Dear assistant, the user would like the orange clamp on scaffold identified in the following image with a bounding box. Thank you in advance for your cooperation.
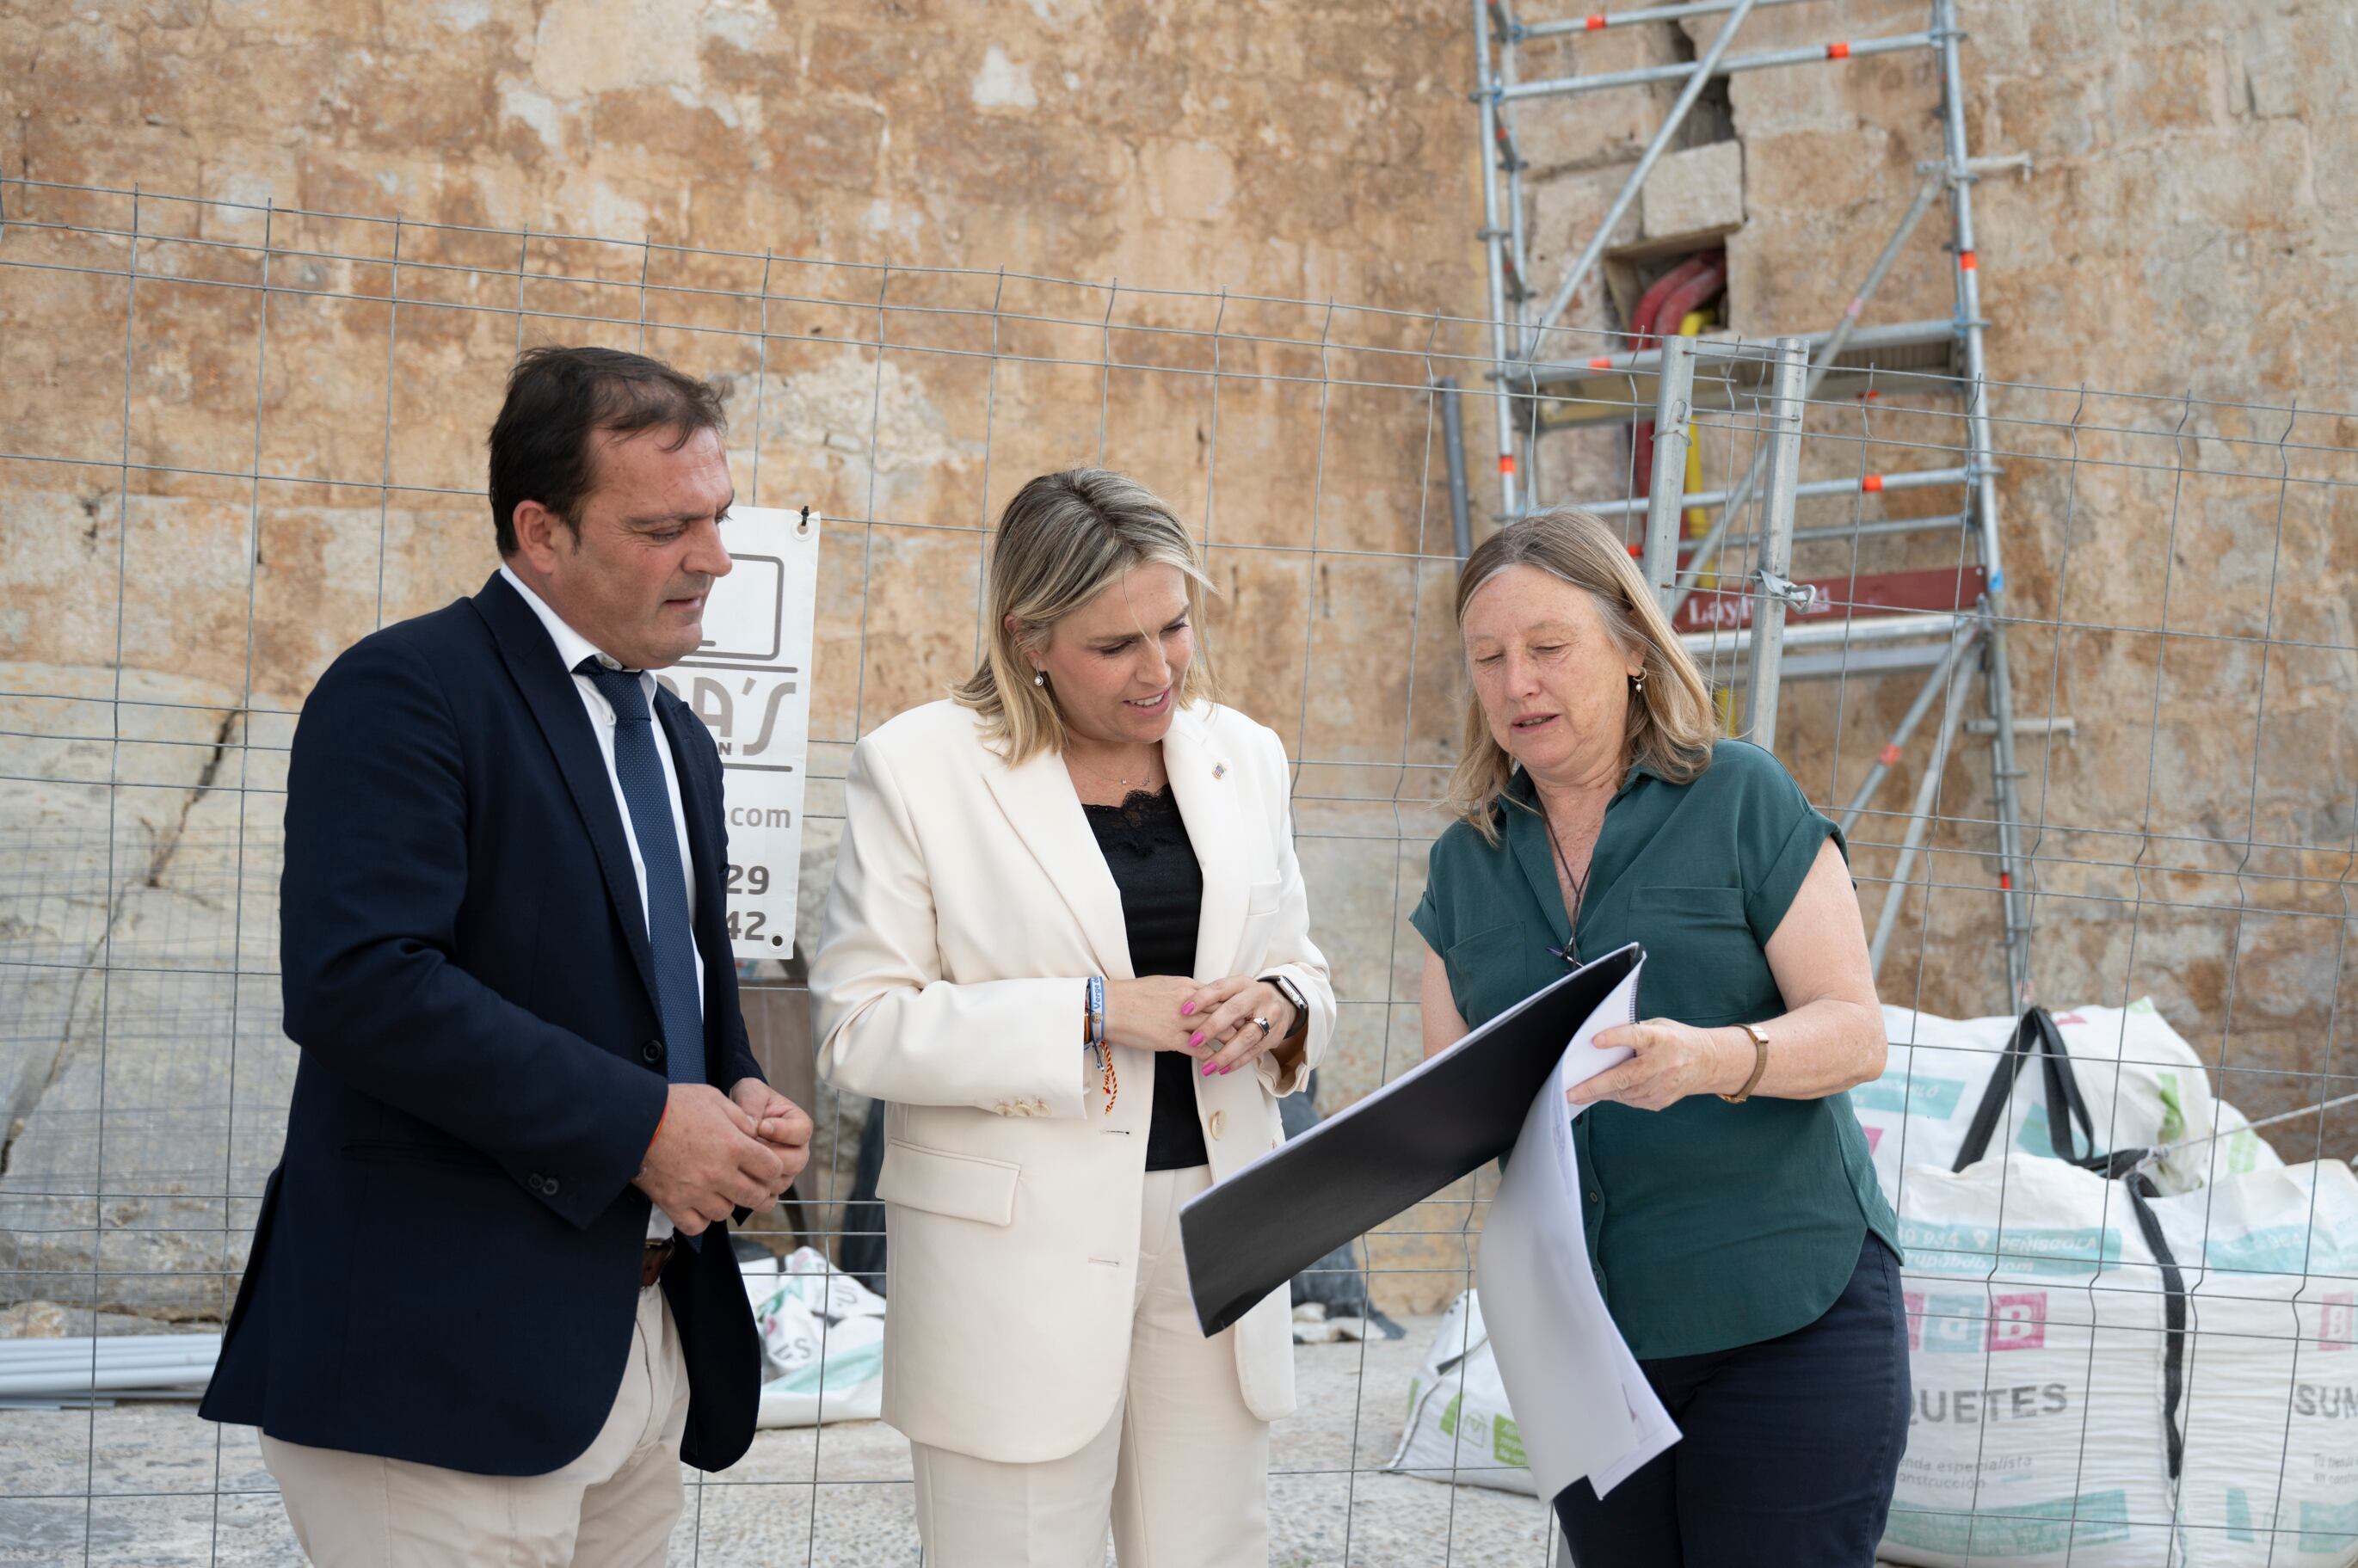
[1998,872,2014,891]
[1826,40,1851,59]
[1880,744,1903,766]
[1588,355,1615,370]
[1499,453,1518,476]
[1861,473,1886,493]
[1959,250,1979,272]
[1585,15,1607,30]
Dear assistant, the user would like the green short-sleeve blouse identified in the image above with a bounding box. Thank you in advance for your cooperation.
[1410,740,1899,1360]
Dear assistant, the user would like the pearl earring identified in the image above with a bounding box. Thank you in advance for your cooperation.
[1032,669,1048,688]
[1631,669,1647,692]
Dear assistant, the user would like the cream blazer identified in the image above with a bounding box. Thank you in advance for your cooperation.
[810,698,1335,1464]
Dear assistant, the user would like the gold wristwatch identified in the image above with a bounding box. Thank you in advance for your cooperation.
[1718,1022,1770,1104]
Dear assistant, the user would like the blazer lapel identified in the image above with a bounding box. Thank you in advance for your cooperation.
[471,575,662,1013]
[978,736,1134,981]
[1163,707,1251,982]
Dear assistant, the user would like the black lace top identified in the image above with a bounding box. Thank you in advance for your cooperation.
[1082,786,1210,1171]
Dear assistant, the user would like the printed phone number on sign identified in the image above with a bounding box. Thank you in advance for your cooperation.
[725,861,778,945]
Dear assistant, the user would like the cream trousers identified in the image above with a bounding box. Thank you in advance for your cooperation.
[260,1282,691,1568]
[908,1164,1273,1567]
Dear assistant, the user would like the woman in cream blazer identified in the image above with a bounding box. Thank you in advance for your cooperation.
[810,468,1334,1567]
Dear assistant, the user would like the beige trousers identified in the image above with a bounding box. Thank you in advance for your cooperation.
[908,1165,1272,1568]
[260,1282,692,1568]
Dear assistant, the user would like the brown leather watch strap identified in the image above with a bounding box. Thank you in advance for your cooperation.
[1718,1022,1770,1104]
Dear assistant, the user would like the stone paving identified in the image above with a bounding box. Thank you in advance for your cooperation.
[0,1313,1563,1567]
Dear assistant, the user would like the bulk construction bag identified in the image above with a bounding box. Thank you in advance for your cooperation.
[1860,999,2226,1199]
[1385,1289,1538,1496]
[741,1247,887,1427]
[2158,1159,2358,1565]
[1884,1154,2188,1566]
[1880,1014,2358,1567]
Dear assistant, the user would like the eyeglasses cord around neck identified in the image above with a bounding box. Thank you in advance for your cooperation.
[1536,792,1591,970]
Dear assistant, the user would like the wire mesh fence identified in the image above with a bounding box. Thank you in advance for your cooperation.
[0,174,2354,1565]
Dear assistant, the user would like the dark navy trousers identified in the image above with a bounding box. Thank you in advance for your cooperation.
[1556,1233,1910,1567]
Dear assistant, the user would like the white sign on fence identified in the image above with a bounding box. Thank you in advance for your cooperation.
[657,505,821,961]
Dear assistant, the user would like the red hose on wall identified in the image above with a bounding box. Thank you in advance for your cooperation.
[1631,249,1727,498]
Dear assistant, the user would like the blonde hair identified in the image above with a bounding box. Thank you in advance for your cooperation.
[953,468,1217,762]
[1444,507,1716,841]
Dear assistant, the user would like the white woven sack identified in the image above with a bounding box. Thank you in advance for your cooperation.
[1881,1155,2184,1566]
[2170,1098,2288,1192]
[1859,999,2217,1196]
[742,1247,886,1427]
[1386,1289,1539,1496]
[2154,1160,2358,1567]
[1881,1155,2358,1567]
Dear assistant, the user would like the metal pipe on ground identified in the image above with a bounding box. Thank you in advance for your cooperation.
[0,1334,223,1399]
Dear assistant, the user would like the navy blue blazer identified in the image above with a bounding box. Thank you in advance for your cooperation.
[200,572,767,1476]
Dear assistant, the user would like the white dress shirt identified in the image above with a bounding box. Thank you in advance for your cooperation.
[500,565,708,1240]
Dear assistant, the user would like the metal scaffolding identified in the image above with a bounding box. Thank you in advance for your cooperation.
[1456,0,2042,1006]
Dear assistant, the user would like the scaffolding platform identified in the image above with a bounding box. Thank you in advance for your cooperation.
[1457,0,2043,999]
[1519,317,1962,431]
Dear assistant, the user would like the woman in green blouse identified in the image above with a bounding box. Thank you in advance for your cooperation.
[1413,509,1907,1565]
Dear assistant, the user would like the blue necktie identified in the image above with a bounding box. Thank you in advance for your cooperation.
[581,661,706,1090]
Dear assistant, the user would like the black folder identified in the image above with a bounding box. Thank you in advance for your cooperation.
[1179,944,1642,1337]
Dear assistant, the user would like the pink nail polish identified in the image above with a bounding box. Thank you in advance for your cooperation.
[1182,1001,1196,1016]
[1201,1061,1217,1077]
[1189,1031,1204,1048]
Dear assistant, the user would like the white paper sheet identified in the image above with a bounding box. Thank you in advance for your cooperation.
[1475,956,1682,1502]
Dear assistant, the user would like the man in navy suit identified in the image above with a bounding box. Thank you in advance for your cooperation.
[202,346,813,1566]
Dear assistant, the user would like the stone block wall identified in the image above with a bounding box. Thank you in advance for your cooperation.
[2,1,2355,1319]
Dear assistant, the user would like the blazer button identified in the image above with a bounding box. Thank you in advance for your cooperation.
[543,1176,560,1195]
[642,1040,664,1066]
[1209,1110,1227,1141]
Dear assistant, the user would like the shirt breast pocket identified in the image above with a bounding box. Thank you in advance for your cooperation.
[1624,884,1766,1025]
[1444,922,1561,1028]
